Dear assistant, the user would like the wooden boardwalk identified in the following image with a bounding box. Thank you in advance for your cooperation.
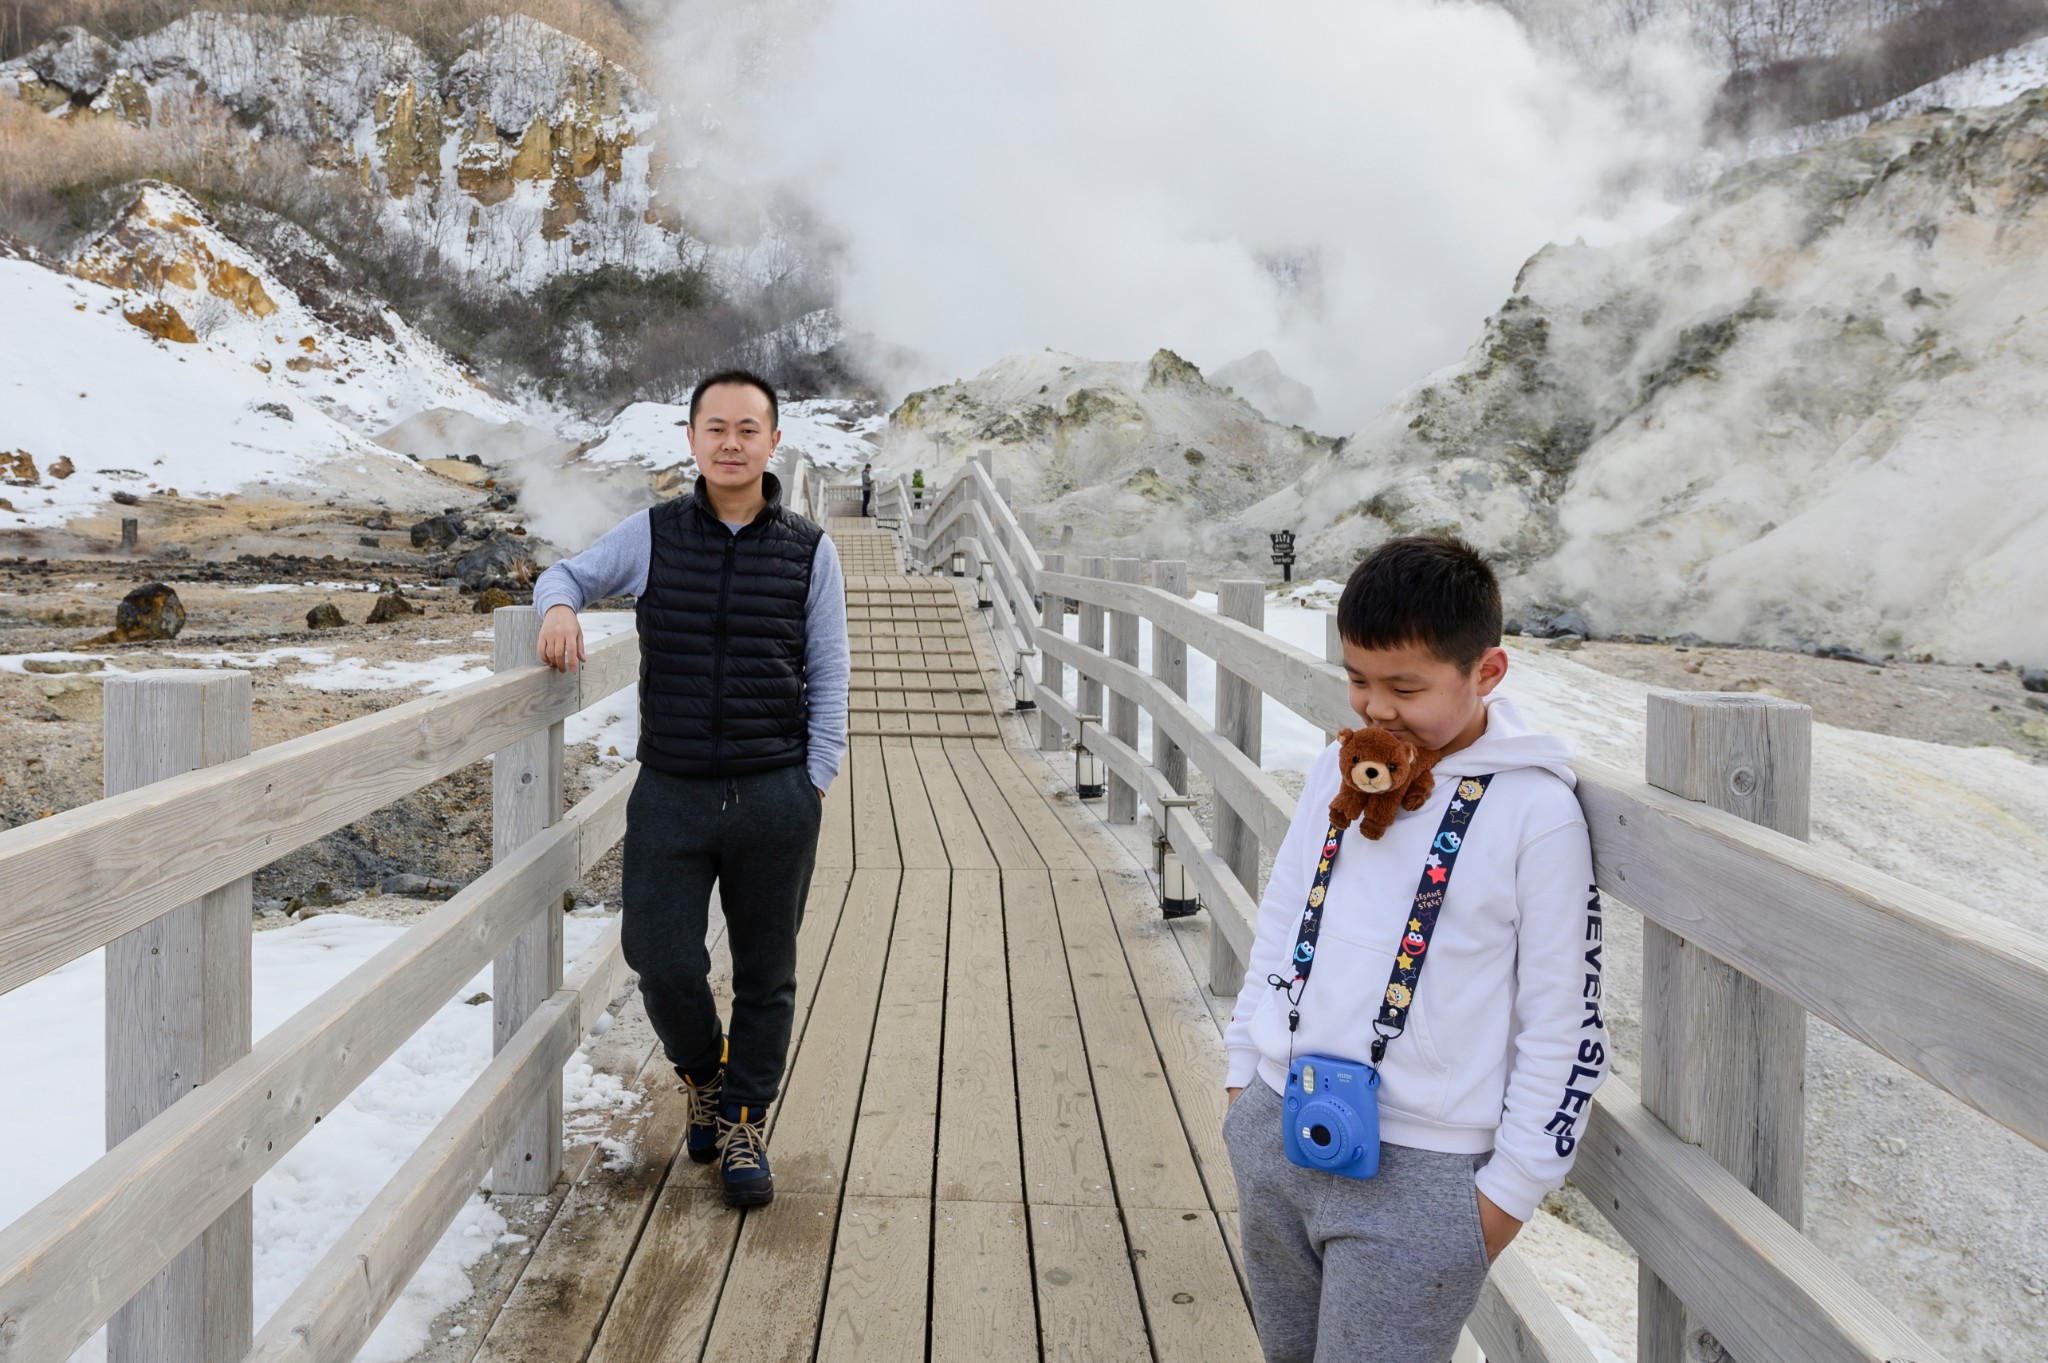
[464,546,1258,1362]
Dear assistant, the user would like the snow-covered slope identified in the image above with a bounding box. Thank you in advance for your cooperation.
[0,186,517,528]
[1253,88,2048,666]
[1749,32,2048,159]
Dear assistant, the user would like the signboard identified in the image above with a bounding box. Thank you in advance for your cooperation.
[1269,530,1297,582]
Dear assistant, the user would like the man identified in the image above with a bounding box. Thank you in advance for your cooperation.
[532,369,850,1208]
[860,461,874,517]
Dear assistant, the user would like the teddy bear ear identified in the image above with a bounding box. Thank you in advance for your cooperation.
[1336,727,1354,743]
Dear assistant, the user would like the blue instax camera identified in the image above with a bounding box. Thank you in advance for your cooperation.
[1283,1054,1381,1179]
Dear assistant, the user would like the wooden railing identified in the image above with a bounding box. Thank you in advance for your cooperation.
[0,608,644,1363]
[908,461,2048,1363]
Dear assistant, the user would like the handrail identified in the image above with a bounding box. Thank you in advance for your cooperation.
[0,633,638,999]
[0,720,640,1362]
[923,456,2017,1363]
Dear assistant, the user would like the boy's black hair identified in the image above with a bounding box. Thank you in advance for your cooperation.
[1336,534,1502,670]
[689,369,778,429]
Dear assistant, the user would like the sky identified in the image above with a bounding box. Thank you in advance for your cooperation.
[656,0,1717,431]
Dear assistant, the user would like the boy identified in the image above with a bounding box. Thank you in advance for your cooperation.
[1222,535,1606,1363]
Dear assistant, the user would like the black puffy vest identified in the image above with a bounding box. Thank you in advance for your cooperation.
[635,473,822,777]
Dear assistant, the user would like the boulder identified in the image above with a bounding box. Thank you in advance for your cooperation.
[409,514,462,550]
[365,586,423,623]
[112,583,185,641]
[306,602,346,629]
[1546,608,1592,640]
[471,586,522,613]
[378,872,463,898]
[453,529,538,589]
[1815,643,1886,667]
[23,657,103,674]
[2023,667,2047,694]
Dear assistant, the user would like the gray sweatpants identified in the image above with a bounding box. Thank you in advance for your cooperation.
[1223,1078,1492,1363]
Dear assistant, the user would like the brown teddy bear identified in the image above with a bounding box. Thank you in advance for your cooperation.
[1328,727,1442,841]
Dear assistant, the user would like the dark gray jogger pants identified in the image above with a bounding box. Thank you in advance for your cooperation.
[620,761,822,1107]
[1223,1077,1494,1363]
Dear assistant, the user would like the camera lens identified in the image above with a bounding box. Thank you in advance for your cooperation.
[1309,1124,1333,1147]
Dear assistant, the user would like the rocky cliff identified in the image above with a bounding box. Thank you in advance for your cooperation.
[2,14,679,289]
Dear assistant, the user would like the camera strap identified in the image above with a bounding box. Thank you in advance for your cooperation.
[1270,773,1494,1064]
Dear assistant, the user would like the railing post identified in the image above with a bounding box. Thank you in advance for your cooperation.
[996,475,1012,507]
[104,669,253,1363]
[1077,557,1107,736]
[1039,551,1067,752]
[1107,558,1142,823]
[1638,692,1811,1363]
[1150,561,1190,794]
[1324,610,1345,747]
[492,605,565,1195]
[1212,581,1264,994]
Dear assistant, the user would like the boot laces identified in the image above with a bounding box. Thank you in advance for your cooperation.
[681,1072,722,1128]
[718,1112,768,1172]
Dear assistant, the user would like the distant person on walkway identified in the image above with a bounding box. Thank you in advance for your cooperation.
[1221,535,1606,1362]
[860,461,873,517]
[532,369,850,1209]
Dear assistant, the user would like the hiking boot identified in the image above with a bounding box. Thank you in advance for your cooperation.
[679,1035,729,1165]
[716,1102,774,1208]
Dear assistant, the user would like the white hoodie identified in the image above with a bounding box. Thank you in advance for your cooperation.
[1223,694,1608,1222]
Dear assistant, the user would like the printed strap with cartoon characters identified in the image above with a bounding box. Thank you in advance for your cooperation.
[1269,773,1495,1066]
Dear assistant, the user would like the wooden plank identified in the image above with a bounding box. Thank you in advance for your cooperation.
[0,769,631,1363]
[772,870,901,1195]
[1106,558,1142,824]
[881,741,949,870]
[699,1190,842,1361]
[849,740,901,868]
[0,631,636,998]
[102,670,254,1363]
[493,606,566,1196]
[582,1188,738,1363]
[971,744,1092,872]
[1029,1204,1149,1363]
[1047,870,1211,1211]
[945,742,1044,870]
[1002,869,1115,1207]
[932,1200,1037,1362]
[1468,1248,1606,1363]
[1121,1209,1260,1359]
[818,758,856,869]
[471,1021,693,1363]
[1575,1079,1944,1363]
[816,1196,932,1362]
[844,869,949,1198]
[938,867,1025,1202]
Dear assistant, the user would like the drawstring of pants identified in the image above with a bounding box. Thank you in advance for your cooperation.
[721,776,740,811]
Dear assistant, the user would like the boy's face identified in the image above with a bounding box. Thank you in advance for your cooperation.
[1340,637,1509,756]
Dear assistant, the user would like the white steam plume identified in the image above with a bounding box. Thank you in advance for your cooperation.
[656,0,1716,430]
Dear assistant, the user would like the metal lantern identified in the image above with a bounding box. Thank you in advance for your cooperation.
[976,567,993,610]
[950,549,966,577]
[1012,653,1036,712]
[1154,799,1200,918]
[1073,722,1105,800]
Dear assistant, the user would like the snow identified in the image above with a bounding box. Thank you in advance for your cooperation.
[0,908,621,1363]
[563,611,639,764]
[1750,34,2048,160]
[288,654,491,694]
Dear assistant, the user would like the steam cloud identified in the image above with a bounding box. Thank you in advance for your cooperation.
[657,0,1716,431]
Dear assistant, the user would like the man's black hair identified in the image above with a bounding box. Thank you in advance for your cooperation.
[689,369,778,430]
[1336,534,1502,670]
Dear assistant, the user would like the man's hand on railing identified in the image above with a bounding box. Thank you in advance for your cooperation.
[538,603,586,673]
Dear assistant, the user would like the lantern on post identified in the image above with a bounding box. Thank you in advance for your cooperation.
[1013,649,1037,712]
[1072,716,1105,799]
[976,562,994,610]
[1154,798,1201,918]
[950,548,966,577]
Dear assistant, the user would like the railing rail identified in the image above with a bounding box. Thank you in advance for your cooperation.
[0,608,643,1363]
[908,458,2020,1363]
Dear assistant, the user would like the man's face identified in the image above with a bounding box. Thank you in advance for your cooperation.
[686,383,780,492]
[1340,637,1508,754]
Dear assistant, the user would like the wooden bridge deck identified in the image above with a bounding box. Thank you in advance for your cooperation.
[460,549,1258,1361]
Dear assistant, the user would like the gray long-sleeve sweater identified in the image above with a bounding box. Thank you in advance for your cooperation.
[531,508,851,794]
